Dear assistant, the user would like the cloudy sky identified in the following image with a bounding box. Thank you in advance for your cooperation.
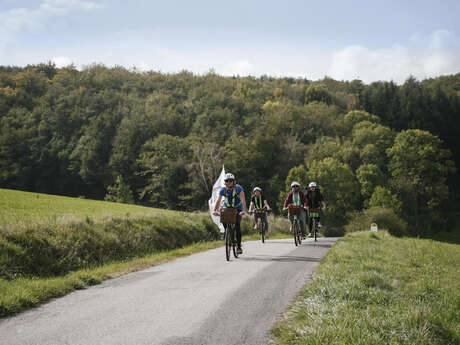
[1,0,459,83]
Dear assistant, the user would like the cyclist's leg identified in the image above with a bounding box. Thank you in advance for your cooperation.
[222,222,228,239]
[235,214,242,248]
[253,213,258,229]
[299,209,307,236]
[264,213,269,237]
[308,216,313,235]
[288,213,294,232]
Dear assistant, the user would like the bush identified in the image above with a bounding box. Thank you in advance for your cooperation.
[322,226,346,237]
[0,213,219,279]
[345,207,407,237]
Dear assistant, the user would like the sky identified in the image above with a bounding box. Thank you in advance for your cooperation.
[1,0,460,83]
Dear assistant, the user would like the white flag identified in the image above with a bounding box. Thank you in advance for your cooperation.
[208,165,225,233]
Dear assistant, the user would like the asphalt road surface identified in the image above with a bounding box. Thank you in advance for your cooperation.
[0,237,338,345]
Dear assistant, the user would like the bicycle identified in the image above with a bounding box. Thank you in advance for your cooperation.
[220,208,239,261]
[288,205,302,246]
[308,208,320,242]
[249,209,268,243]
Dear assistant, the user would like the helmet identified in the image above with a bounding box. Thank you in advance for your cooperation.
[253,187,262,192]
[224,173,235,181]
[290,181,300,187]
[309,182,317,188]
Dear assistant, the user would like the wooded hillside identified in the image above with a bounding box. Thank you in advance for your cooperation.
[1,63,458,234]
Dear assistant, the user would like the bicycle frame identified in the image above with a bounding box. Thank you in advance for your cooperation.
[250,209,268,243]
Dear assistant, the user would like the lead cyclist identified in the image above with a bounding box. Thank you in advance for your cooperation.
[213,173,247,254]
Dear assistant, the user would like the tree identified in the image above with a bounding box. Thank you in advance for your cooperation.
[305,83,332,105]
[387,129,455,234]
[352,121,394,171]
[344,110,380,130]
[356,164,385,205]
[369,186,402,215]
[285,165,309,191]
[137,134,190,209]
[308,158,361,227]
[185,136,224,208]
[104,175,134,204]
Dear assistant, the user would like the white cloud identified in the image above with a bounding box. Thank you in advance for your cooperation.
[223,60,254,76]
[52,56,72,67]
[0,0,103,42]
[328,30,460,84]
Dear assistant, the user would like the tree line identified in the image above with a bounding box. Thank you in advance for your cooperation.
[0,63,458,235]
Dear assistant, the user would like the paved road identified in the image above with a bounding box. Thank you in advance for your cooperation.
[0,237,338,345]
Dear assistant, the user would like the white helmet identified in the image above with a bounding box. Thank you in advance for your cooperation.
[224,173,235,181]
[290,181,300,187]
[253,187,262,192]
[309,182,317,188]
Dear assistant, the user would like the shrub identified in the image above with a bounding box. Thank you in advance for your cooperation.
[322,226,346,237]
[345,207,407,237]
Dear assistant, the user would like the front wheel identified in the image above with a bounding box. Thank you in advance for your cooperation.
[313,219,318,242]
[259,220,265,243]
[293,221,299,246]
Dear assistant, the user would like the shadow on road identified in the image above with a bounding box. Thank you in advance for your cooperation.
[301,242,335,249]
[238,255,321,263]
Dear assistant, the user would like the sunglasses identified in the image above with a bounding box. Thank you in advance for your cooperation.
[225,179,234,182]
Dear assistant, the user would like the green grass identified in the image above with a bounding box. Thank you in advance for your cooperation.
[0,188,171,225]
[0,241,223,317]
[271,231,460,345]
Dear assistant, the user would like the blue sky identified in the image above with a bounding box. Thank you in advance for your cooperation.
[1,0,459,83]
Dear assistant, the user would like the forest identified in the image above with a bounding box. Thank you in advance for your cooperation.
[0,63,459,235]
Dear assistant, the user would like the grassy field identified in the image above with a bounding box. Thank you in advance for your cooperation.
[271,231,460,345]
[0,188,171,225]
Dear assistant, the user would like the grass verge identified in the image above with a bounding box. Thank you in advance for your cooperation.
[0,241,223,318]
[271,231,460,345]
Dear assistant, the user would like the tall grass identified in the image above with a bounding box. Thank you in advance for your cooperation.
[272,231,460,345]
[1,213,220,279]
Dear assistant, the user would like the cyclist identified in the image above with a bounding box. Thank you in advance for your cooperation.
[282,181,307,237]
[306,182,326,236]
[213,173,247,254]
[248,187,271,238]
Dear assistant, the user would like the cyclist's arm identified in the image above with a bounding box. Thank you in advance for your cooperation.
[283,192,292,210]
[301,191,308,208]
[239,191,247,215]
[264,199,271,210]
[248,200,254,212]
[213,195,223,214]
